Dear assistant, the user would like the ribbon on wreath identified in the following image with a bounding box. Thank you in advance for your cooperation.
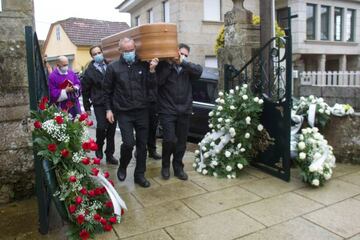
[199,130,231,167]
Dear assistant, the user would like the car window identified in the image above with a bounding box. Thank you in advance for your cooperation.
[192,79,217,104]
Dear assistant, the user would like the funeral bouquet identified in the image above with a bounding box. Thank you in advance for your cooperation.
[32,97,125,240]
[194,84,268,178]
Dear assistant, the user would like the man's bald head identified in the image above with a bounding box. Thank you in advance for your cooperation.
[57,56,69,67]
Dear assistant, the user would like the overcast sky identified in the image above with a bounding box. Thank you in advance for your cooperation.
[34,0,130,40]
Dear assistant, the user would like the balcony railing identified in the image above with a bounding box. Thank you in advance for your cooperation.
[300,71,360,86]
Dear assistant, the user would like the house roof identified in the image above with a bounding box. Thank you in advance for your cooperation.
[116,0,144,12]
[43,18,129,51]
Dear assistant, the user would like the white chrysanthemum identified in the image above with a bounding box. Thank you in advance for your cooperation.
[225,151,231,158]
[202,146,207,151]
[218,118,223,122]
[195,150,200,155]
[313,127,319,133]
[229,127,236,137]
[197,168,202,173]
[317,97,324,103]
[258,99,264,104]
[253,97,259,102]
[192,163,197,168]
[229,89,234,94]
[325,109,331,115]
[209,111,214,117]
[245,133,250,139]
[215,98,220,103]
[235,86,239,90]
[309,95,314,100]
[318,108,324,114]
[237,143,242,149]
[227,175,232,179]
[225,119,231,123]
[324,173,331,180]
[213,172,218,177]
[217,124,221,128]
[298,142,306,150]
[240,148,246,152]
[242,95,248,100]
[226,165,232,172]
[209,123,213,128]
[230,105,236,110]
[204,152,210,158]
[313,152,322,160]
[299,152,306,160]
[202,169,208,175]
[245,116,251,124]
[212,160,218,166]
[242,84,248,89]
[220,99,225,104]
[195,158,200,163]
[210,141,215,147]
[257,124,264,131]
[299,134,304,141]
[218,106,223,111]
[219,91,224,97]
[301,128,308,134]
[311,179,320,186]
[237,163,243,169]
[215,149,220,154]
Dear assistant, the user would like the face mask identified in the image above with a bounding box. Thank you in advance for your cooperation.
[94,54,104,63]
[123,51,135,64]
[59,66,68,74]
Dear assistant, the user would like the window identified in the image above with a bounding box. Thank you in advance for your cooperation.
[56,26,61,40]
[135,16,140,26]
[276,8,289,29]
[205,56,218,69]
[0,0,2,12]
[306,4,316,40]
[163,1,170,22]
[148,8,154,23]
[320,6,330,40]
[334,7,343,41]
[203,0,221,21]
[346,9,355,42]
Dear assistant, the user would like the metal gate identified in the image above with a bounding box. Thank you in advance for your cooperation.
[224,8,296,181]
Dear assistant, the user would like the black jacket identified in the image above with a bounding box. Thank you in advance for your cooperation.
[81,60,108,111]
[103,55,156,112]
[157,60,203,115]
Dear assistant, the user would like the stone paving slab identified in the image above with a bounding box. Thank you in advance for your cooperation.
[339,171,360,186]
[190,172,258,192]
[349,234,360,240]
[295,179,360,205]
[236,217,343,240]
[332,164,360,178]
[120,192,144,211]
[243,166,272,179]
[356,195,360,201]
[165,209,265,240]
[240,177,306,198]
[238,192,323,227]
[113,200,198,239]
[304,198,360,238]
[182,186,261,216]
[96,230,119,240]
[132,181,207,207]
[122,229,172,240]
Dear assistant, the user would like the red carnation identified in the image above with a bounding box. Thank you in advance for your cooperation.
[54,116,64,124]
[103,224,112,231]
[100,187,106,194]
[89,142,98,151]
[77,214,85,224]
[61,149,69,158]
[69,176,77,183]
[75,196,83,205]
[88,190,96,197]
[68,204,76,214]
[95,188,102,196]
[93,157,101,165]
[34,121,42,129]
[79,113,88,122]
[121,208,125,216]
[81,157,90,165]
[79,229,90,240]
[41,96,49,104]
[66,100,74,108]
[47,143,57,152]
[86,120,93,126]
[105,201,113,208]
[93,214,101,221]
[80,188,87,195]
[100,218,107,225]
[82,142,90,151]
[91,168,99,176]
[103,171,110,178]
[39,102,46,110]
[109,216,117,224]
[108,179,114,186]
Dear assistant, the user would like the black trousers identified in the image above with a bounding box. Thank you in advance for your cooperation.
[117,109,149,177]
[93,105,116,157]
[147,102,159,152]
[159,113,190,172]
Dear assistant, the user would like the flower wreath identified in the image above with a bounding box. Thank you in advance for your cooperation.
[295,127,336,187]
[32,97,126,240]
[193,84,266,178]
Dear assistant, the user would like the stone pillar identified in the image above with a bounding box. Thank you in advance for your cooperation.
[217,0,260,90]
[315,4,321,40]
[342,8,347,42]
[0,0,35,203]
[339,55,347,71]
[329,6,335,41]
[317,54,326,72]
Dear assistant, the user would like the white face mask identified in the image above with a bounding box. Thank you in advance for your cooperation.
[59,66,68,74]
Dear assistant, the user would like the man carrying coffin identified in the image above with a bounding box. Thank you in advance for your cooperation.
[48,55,81,117]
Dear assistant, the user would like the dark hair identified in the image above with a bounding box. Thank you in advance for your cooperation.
[178,43,190,52]
[89,45,102,56]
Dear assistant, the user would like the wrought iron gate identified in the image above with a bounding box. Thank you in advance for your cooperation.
[224,8,296,181]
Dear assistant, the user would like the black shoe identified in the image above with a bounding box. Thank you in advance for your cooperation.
[106,155,118,165]
[149,150,162,160]
[161,168,170,180]
[95,150,103,159]
[134,176,151,188]
[117,168,127,181]
[174,170,188,181]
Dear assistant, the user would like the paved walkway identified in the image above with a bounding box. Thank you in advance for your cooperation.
[1,128,360,240]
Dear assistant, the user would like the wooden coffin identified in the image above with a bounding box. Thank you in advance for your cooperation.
[101,23,178,62]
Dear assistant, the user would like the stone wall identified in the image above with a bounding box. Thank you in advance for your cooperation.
[296,85,360,110]
[0,0,35,203]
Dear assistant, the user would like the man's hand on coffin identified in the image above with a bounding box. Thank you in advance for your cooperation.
[149,58,159,73]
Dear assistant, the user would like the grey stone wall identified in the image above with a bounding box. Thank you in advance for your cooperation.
[297,85,360,110]
[0,0,35,203]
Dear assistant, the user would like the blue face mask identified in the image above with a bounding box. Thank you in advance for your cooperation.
[123,51,135,64]
[94,54,104,63]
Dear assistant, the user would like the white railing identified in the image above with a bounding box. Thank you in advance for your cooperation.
[300,71,360,86]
